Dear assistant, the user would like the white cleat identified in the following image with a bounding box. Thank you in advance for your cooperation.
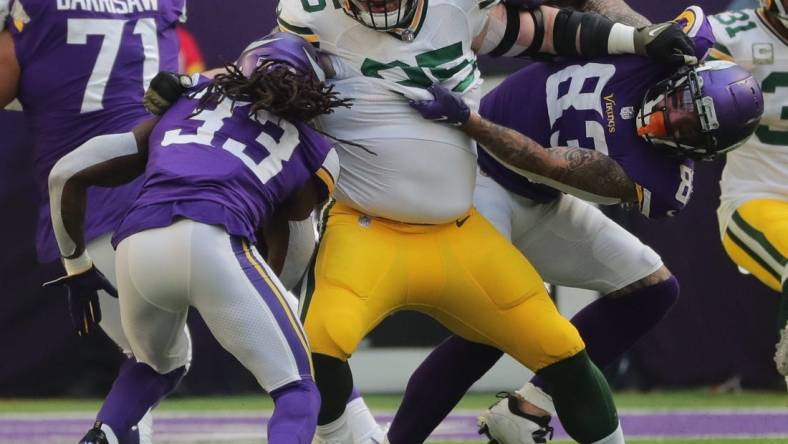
[353,425,385,444]
[477,393,554,444]
[312,432,353,444]
[775,323,788,377]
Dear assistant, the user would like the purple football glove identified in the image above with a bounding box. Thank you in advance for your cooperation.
[44,266,117,337]
[409,85,470,126]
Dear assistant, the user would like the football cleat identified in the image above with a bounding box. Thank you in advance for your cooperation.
[774,323,788,376]
[312,426,354,444]
[478,392,554,444]
[78,423,109,444]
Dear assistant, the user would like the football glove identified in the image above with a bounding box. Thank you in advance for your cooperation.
[143,71,193,116]
[44,266,117,337]
[634,21,698,66]
[409,85,470,126]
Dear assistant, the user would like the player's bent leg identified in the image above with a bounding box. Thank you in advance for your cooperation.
[721,199,788,376]
[301,202,403,442]
[524,269,679,409]
[439,211,621,443]
[534,351,622,444]
[186,223,318,443]
[87,233,188,444]
[387,337,503,444]
[269,380,322,444]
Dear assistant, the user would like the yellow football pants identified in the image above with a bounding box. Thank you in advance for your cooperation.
[722,199,788,292]
[301,202,585,372]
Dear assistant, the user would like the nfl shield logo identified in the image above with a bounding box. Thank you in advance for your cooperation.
[620,106,635,120]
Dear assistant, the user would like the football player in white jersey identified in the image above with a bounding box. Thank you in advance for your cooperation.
[276,0,697,442]
[709,0,788,383]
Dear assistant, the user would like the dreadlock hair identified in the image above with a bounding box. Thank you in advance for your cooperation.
[191,61,374,154]
[194,60,351,121]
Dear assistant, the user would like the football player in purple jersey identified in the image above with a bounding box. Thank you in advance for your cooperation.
[399,7,764,443]
[0,1,189,443]
[46,33,348,444]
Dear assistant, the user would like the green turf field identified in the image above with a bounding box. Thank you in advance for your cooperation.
[1,389,786,413]
[2,390,787,443]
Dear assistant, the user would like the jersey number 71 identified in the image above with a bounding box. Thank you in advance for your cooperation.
[67,18,159,113]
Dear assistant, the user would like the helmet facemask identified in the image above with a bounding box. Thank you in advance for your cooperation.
[342,0,418,32]
[637,68,721,160]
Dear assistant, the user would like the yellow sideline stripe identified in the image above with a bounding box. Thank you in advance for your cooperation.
[241,240,315,376]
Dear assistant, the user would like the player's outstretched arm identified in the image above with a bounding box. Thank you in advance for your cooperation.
[544,0,650,27]
[410,85,637,204]
[464,112,637,203]
[0,30,19,108]
[48,119,156,275]
[474,3,694,65]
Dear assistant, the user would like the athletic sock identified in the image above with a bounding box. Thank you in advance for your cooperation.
[315,410,353,443]
[537,350,619,443]
[96,359,185,443]
[346,389,383,443]
[268,379,321,444]
[591,423,625,444]
[313,353,354,425]
[531,276,679,393]
[387,336,502,444]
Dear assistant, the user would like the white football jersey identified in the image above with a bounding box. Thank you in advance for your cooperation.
[277,0,497,223]
[710,9,788,234]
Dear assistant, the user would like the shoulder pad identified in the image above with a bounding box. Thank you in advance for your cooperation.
[674,6,715,61]
[276,0,323,47]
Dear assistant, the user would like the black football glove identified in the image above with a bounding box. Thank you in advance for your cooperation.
[44,266,117,337]
[634,22,698,66]
[143,71,193,115]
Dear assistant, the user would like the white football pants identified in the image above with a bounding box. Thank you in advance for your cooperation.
[475,170,663,294]
[115,219,313,391]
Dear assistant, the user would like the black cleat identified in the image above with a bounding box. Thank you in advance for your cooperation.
[79,422,109,444]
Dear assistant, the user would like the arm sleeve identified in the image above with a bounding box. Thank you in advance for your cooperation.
[49,132,142,274]
[279,217,318,290]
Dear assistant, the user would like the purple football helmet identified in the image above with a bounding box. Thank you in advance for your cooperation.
[236,32,325,82]
[636,61,764,161]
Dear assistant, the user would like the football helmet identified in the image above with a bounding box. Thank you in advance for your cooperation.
[636,60,764,161]
[341,0,422,32]
[762,0,788,29]
[236,32,325,81]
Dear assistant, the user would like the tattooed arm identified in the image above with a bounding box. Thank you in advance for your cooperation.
[463,112,638,204]
[544,0,651,27]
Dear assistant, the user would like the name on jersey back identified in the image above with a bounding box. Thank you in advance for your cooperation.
[57,0,159,13]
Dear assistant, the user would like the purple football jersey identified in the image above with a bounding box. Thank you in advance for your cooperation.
[478,24,715,218]
[111,78,335,247]
[6,0,185,260]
